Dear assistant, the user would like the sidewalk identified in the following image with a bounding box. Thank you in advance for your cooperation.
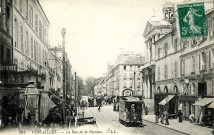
[143,115,213,135]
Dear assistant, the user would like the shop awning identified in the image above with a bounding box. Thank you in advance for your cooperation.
[40,93,56,120]
[208,102,214,108]
[193,98,214,106]
[158,95,175,105]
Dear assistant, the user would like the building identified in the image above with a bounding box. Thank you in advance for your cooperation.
[142,2,172,101]
[48,46,73,101]
[0,0,13,126]
[143,2,214,122]
[179,8,214,121]
[106,53,145,98]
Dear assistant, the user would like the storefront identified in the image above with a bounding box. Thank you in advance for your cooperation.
[157,94,177,115]
[178,95,198,120]
[193,97,214,124]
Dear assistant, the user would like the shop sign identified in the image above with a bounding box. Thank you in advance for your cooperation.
[177,2,207,38]
[207,81,213,95]
[0,73,25,84]
[0,65,17,71]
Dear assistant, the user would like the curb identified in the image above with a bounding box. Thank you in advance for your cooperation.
[143,119,190,135]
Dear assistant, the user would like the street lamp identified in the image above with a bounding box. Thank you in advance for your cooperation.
[24,81,39,125]
[61,28,66,124]
[164,96,169,125]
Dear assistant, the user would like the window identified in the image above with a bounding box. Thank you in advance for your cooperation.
[26,0,28,20]
[35,14,38,33]
[199,54,201,70]
[164,43,168,56]
[201,52,206,70]
[164,65,168,79]
[123,82,127,88]
[19,0,22,13]
[5,2,11,32]
[208,50,211,68]
[6,49,11,64]
[34,41,37,62]
[14,59,18,65]
[14,0,17,5]
[123,73,127,80]
[26,32,29,56]
[158,48,161,59]
[192,55,195,72]
[181,59,185,75]
[31,37,33,59]
[129,73,133,80]
[137,82,141,88]
[30,7,33,27]
[124,66,126,70]
[130,66,133,71]
[174,38,177,52]
[14,19,18,48]
[38,45,41,64]
[1,45,4,64]
[42,48,45,64]
[138,66,140,71]
[158,67,160,81]
[129,81,132,88]
[175,62,178,78]
[20,25,24,52]
[39,21,42,38]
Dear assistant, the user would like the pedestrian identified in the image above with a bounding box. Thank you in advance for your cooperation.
[98,104,101,112]
[189,114,195,123]
[155,109,160,123]
[164,110,169,125]
[160,112,164,124]
[74,115,78,127]
[145,106,149,115]
[177,110,183,122]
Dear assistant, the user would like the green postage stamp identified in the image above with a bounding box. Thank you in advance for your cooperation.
[177,2,207,38]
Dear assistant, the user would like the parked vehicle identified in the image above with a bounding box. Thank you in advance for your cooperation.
[119,98,143,127]
[78,117,96,124]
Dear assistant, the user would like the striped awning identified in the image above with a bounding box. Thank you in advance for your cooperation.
[158,95,175,106]
[193,98,214,106]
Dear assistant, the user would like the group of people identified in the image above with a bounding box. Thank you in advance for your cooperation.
[155,109,183,125]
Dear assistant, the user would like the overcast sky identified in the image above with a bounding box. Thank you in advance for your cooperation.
[39,0,208,80]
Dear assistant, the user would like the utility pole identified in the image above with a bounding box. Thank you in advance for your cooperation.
[61,28,66,123]
[134,71,136,96]
[74,72,77,114]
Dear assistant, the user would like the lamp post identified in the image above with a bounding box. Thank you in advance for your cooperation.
[24,81,39,126]
[61,28,66,124]
[74,72,77,114]
[165,96,169,125]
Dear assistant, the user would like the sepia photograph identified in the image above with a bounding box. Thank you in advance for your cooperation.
[0,0,213,134]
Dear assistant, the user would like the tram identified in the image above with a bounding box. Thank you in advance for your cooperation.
[119,97,143,127]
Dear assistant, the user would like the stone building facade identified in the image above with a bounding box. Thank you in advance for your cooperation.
[106,54,144,97]
[143,2,214,122]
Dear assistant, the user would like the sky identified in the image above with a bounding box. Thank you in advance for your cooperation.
[39,0,210,80]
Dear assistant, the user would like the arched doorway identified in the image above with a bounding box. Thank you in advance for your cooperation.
[157,86,161,93]
[173,85,178,93]
[122,89,133,96]
[164,86,168,93]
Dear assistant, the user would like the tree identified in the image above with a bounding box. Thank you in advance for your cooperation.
[85,77,97,96]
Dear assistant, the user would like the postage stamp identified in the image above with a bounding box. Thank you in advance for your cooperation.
[177,2,207,38]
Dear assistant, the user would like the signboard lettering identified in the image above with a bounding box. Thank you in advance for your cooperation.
[0,74,25,84]
[0,65,17,71]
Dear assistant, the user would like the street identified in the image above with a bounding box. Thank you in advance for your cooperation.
[81,105,186,135]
